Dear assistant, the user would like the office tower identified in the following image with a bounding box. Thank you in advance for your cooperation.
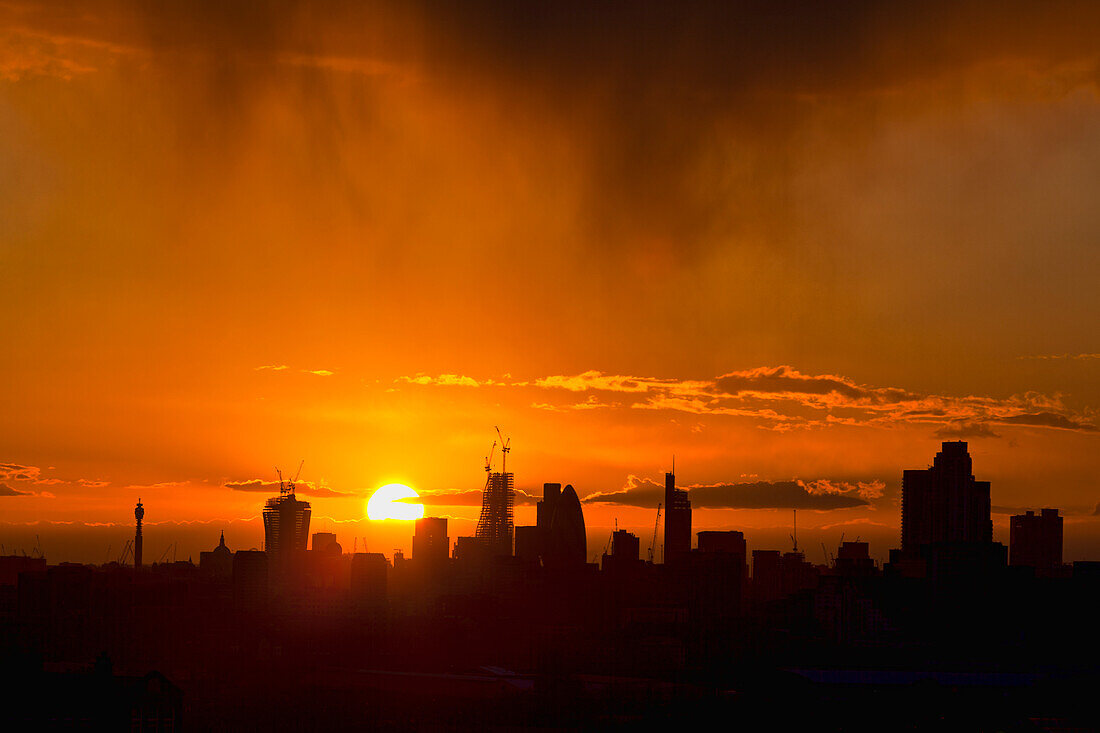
[350,552,388,612]
[1010,509,1063,572]
[834,541,876,577]
[134,498,144,569]
[663,469,691,563]
[536,483,587,567]
[535,482,562,557]
[514,526,540,564]
[475,471,514,556]
[901,441,992,554]
[754,549,782,598]
[232,550,269,608]
[311,532,339,553]
[263,482,312,557]
[697,530,746,555]
[413,517,449,565]
[602,529,641,573]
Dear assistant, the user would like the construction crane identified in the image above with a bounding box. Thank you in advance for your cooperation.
[290,460,304,492]
[648,503,662,563]
[494,426,511,473]
[118,539,134,565]
[790,509,799,553]
[484,440,496,474]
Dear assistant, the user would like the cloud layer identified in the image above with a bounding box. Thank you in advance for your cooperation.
[397,365,1097,434]
[582,475,882,511]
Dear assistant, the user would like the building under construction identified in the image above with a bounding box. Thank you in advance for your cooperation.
[475,429,515,556]
[263,464,312,559]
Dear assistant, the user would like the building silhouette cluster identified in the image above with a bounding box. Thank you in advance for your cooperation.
[2,440,1099,729]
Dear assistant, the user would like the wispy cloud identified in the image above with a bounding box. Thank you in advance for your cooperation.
[417,487,539,507]
[254,364,290,371]
[582,475,878,511]
[1018,353,1100,360]
[397,365,1097,434]
[224,479,359,498]
[934,422,1002,439]
[396,374,496,387]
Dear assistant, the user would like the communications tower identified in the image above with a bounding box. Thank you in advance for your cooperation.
[134,498,144,569]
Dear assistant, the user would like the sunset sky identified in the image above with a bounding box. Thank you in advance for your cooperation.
[3,1,1099,564]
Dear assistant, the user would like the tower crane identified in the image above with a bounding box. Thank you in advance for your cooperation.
[484,441,496,474]
[648,503,662,563]
[494,426,511,474]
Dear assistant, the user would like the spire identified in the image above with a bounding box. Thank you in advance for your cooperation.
[219,530,226,548]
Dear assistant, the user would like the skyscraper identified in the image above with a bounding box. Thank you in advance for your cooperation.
[1010,508,1063,572]
[263,478,312,558]
[901,441,992,554]
[664,469,691,563]
[537,483,587,567]
[475,471,514,556]
[413,517,450,565]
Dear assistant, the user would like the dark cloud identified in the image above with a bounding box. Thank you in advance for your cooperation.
[716,366,870,401]
[224,480,358,498]
[418,488,539,507]
[998,412,1097,432]
[8,1,1100,265]
[935,422,1002,439]
[0,483,32,497]
[583,476,869,510]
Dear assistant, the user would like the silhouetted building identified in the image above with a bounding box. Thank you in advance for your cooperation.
[134,498,144,569]
[751,550,782,602]
[537,483,587,567]
[697,530,746,555]
[663,469,691,563]
[263,486,312,559]
[232,550,268,608]
[312,532,339,553]
[475,471,514,556]
[834,541,876,577]
[0,555,46,586]
[902,441,992,554]
[1010,509,1063,573]
[752,548,818,601]
[514,525,540,564]
[413,517,449,565]
[602,530,641,573]
[351,552,388,611]
[199,531,233,579]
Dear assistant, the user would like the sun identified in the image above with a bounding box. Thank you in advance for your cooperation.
[366,483,425,521]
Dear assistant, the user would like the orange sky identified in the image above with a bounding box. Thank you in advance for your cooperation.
[2,1,1099,563]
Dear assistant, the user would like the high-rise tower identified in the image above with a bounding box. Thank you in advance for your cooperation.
[134,498,144,569]
[663,466,691,563]
[901,441,992,554]
[476,472,514,556]
[475,428,515,556]
[536,483,587,567]
[263,465,312,559]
